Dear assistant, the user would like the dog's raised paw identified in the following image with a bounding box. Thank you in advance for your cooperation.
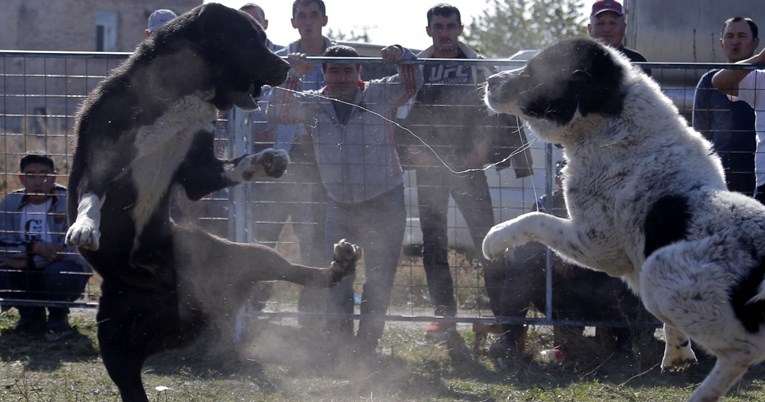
[482,229,508,261]
[65,222,101,250]
[333,239,362,264]
[327,239,361,285]
[230,149,290,182]
[255,148,289,178]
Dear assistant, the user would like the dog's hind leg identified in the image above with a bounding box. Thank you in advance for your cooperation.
[96,287,180,402]
[688,356,751,402]
[98,323,151,402]
[172,225,360,308]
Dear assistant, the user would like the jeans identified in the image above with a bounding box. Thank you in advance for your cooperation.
[251,144,326,265]
[416,166,506,317]
[0,259,90,316]
[251,144,327,322]
[324,186,406,352]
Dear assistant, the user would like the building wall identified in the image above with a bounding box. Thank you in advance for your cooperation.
[0,0,202,52]
[0,0,203,147]
[624,0,765,63]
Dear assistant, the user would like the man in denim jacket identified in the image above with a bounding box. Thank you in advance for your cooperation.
[0,153,89,337]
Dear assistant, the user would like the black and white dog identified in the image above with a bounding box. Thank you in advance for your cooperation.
[482,38,765,401]
[65,4,359,402]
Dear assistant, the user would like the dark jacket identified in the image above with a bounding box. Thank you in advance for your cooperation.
[396,41,533,178]
[0,184,85,268]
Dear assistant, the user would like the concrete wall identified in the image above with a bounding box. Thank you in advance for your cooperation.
[624,0,765,63]
[0,0,201,52]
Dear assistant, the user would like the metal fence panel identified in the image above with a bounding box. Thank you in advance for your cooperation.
[0,50,723,331]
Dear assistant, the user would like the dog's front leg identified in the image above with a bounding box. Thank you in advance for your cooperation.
[226,148,289,183]
[483,212,571,259]
[483,211,617,272]
[661,323,697,372]
[65,193,104,250]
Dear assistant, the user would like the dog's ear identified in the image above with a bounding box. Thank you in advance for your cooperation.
[574,46,625,119]
[195,3,235,45]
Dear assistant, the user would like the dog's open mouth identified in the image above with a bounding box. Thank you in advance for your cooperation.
[250,83,263,102]
[229,83,262,110]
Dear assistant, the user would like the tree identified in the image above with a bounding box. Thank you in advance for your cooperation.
[326,27,371,44]
[463,0,587,58]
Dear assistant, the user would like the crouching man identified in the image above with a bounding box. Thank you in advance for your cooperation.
[0,152,90,339]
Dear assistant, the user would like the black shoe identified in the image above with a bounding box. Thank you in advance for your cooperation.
[488,339,523,370]
[44,308,72,341]
[15,307,46,334]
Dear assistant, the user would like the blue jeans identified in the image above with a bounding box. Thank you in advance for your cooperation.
[324,186,406,352]
[0,259,90,315]
[0,259,89,302]
[416,166,506,317]
[251,143,326,265]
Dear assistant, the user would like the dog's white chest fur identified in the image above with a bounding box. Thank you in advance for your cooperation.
[130,93,217,235]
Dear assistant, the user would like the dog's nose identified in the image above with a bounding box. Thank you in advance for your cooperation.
[486,74,503,93]
[267,56,291,86]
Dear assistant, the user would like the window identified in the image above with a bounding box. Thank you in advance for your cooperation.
[95,11,118,51]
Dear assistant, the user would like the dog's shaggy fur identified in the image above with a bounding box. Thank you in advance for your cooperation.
[65,4,359,402]
[482,38,765,401]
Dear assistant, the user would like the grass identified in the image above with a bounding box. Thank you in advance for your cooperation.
[2,129,763,401]
[0,308,764,401]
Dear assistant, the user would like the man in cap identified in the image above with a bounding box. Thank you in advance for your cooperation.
[145,9,177,37]
[588,0,650,75]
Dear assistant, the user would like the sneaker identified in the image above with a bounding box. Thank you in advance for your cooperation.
[425,320,457,339]
[44,328,72,342]
[14,307,46,334]
[488,339,514,360]
[45,308,72,333]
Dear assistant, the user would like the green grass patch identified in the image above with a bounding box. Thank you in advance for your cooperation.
[0,309,763,401]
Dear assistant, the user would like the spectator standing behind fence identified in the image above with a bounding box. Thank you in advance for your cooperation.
[713,43,765,204]
[588,0,651,76]
[240,2,285,158]
[396,3,532,343]
[269,44,422,367]
[694,17,759,195]
[252,0,332,326]
[0,153,90,340]
[145,9,176,38]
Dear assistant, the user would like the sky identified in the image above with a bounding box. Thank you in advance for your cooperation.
[205,0,596,52]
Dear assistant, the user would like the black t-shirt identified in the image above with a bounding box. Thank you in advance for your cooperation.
[402,51,494,166]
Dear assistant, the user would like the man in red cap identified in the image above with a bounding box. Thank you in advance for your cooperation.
[588,0,651,75]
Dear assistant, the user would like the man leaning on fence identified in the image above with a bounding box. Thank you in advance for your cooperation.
[693,17,759,196]
[251,0,333,329]
[0,152,90,340]
[269,43,423,368]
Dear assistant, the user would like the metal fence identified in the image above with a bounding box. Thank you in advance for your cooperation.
[0,50,729,331]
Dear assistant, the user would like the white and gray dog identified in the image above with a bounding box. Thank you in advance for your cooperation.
[482,37,765,401]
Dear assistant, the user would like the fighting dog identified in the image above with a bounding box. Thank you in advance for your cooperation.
[65,4,359,402]
[482,38,765,401]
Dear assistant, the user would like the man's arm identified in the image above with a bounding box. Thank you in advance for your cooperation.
[0,195,27,259]
[266,54,313,125]
[712,48,765,96]
[377,45,423,105]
